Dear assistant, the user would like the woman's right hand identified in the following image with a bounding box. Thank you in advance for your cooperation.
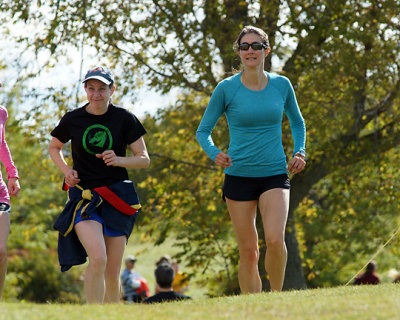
[215,152,232,168]
[8,178,20,197]
[64,169,80,187]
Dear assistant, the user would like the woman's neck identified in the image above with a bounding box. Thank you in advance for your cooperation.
[86,103,109,115]
[241,67,268,91]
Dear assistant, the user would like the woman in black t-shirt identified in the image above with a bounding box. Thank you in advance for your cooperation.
[48,66,150,304]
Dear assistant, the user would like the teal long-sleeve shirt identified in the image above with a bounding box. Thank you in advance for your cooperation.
[196,72,306,177]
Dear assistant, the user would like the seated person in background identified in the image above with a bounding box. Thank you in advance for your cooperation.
[171,259,190,294]
[144,263,191,304]
[155,254,172,293]
[388,268,400,284]
[354,260,380,285]
[121,255,149,303]
[156,254,172,266]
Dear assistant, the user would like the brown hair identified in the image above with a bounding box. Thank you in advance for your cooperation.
[233,25,270,51]
[84,81,114,90]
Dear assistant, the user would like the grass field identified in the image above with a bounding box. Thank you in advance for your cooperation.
[1,284,399,320]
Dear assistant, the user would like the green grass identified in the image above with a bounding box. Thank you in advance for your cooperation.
[1,284,399,319]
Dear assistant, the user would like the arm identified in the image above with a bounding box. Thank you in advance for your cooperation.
[284,79,306,157]
[121,271,141,289]
[196,82,232,167]
[129,277,141,289]
[48,137,80,187]
[96,136,150,169]
[284,78,306,174]
[0,117,20,197]
[0,138,18,180]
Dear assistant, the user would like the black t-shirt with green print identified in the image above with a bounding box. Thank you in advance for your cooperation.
[51,103,146,189]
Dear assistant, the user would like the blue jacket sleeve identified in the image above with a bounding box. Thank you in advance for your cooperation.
[284,78,306,157]
[196,82,227,161]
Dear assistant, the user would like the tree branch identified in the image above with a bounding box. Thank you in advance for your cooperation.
[357,77,400,129]
[111,42,210,94]
[149,152,218,171]
[152,0,215,92]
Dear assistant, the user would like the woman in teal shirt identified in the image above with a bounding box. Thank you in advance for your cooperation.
[196,26,306,293]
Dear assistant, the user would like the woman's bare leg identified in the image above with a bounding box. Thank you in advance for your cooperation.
[75,220,107,303]
[226,198,261,293]
[103,235,126,303]
[259,188,289,291]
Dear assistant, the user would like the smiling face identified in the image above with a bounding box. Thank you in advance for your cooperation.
[84,79,115,113]
[238,33,270,70]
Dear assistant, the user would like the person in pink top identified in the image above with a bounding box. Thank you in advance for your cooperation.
[0,83,21,300]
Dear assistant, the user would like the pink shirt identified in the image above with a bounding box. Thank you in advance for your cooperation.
[0,105,18,204]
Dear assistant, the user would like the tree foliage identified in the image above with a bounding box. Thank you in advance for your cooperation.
[297,147,400,287]
[1,0,400,295]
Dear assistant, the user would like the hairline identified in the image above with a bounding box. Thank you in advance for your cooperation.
[234,26,270,51]
[84,80,114,89]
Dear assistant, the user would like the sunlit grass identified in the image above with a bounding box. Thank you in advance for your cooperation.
[1,284,399,320]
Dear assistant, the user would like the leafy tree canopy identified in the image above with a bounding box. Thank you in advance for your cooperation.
[1,0,400,292]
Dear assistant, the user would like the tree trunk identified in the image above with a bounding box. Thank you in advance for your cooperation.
[282,209,307,290]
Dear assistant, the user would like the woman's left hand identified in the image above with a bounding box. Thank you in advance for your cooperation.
[96,150,120,166]
[287,153,306,175]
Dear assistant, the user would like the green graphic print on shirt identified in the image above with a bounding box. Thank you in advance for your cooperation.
[82,124,113,155]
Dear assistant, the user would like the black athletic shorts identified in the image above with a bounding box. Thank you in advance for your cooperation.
[222,173,290,201]
[0,202,11,213]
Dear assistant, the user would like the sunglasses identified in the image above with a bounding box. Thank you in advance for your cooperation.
[238,42,267,51]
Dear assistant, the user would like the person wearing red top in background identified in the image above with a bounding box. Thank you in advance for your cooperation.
[354,260,381,285]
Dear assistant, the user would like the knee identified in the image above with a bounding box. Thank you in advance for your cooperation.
[265,235,285,251]
[239,246,259,265]
[88,253,107,271]
[0,246,6,264]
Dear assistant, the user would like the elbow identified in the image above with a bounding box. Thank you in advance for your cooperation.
[128,153,150,169]
[143,157,150,168]
[134,158,150,169]
[196,130,204,146]
[196,127,211,144]
[195,130,201,142]
[141,154,150,168]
